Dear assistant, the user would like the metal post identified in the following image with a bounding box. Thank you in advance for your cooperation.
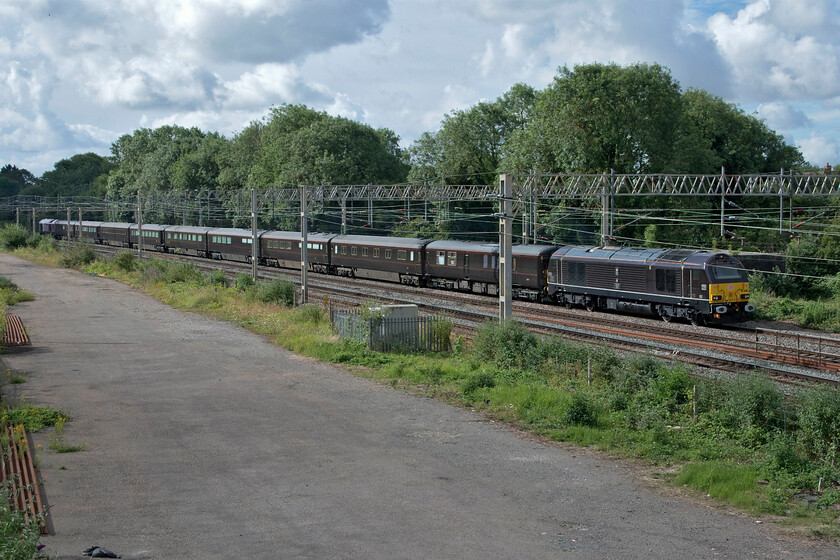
[367,186,373,228]
[720,167,726,237]
[499,174,512,321]
[78,208,82,242]
[341,196,347,234]
[66,208,71,245]
[779,168,784,234]
[137,191,143,258]
[16,207,19,225]
[601,173,609,245]
[31,209,35,235]
[300,186,309,304]
[609,169,615,241]
[251,189,258,281]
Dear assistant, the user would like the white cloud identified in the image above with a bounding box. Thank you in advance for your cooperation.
[706,0,840,100]
[798,133,840,166]
[757,102,811,130]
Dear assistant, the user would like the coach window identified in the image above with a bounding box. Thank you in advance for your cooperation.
[385,249,392,259]
[409,251,414,261]
[373,248,380,258]
[351,247,357,256]
[362,247,368,257]
[397,250,406,261]
[341,246,347,255]
[447,251,457,266]
[437,251,445,265]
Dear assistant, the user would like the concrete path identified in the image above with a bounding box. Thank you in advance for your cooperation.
[1,253,836,559]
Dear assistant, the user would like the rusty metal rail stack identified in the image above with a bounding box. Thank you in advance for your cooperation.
[2,314,31,347]
[1,424,47,533]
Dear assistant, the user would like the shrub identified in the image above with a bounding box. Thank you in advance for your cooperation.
[0,224,29,250]
[207,269,228,288]
[58,244,97,268]
[563,392,598,427]
[797,387,840,467]
[426,316,452,352]
[705,374,785,447]
[0,480,43,560]
[294,304,326,324]
[141,259,203,284]
[234,273,255,291]
[462,371,496,396]
[255,278,296,306]
[112,250,136,272]
[472,319,538,370]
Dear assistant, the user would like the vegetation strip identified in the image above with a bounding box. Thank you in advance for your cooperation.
[2,315,30,347]
[0,425,46,533]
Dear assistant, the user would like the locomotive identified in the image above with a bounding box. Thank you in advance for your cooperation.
[40,219,754,325]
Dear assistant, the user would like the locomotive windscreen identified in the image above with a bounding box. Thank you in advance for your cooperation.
[707,261,748,282]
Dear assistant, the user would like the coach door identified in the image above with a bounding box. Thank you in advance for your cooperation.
[689,269,702,299]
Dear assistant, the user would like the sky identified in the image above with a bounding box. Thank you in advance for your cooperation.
[1,0,839,176]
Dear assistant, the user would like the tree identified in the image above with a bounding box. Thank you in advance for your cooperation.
[675,89,806,174]
[410,83,537,185]
[517,63,684,174]
[107,126,213,197]
[40,153,114,197]
[0,164,38,197]
[248,104,409,187]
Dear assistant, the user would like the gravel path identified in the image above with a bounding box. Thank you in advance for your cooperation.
[1,253,837,559]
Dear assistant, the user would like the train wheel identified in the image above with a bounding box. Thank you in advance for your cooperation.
[585,299,596,312]
[689,313,705,327]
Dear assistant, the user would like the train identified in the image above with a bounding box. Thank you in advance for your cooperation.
[39,218,754,325]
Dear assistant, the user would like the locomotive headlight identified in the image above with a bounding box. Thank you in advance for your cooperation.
[741,293,749,300]
[712,295,722,301]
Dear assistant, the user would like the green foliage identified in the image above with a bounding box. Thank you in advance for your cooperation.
[254,278,296,306]
[140,259,203,285]
[247,104,409,189]
[58,244,97,268]
[797,387,840,467]
[563,392,599,427]
[0,405,64,432]
[207,269,228,288]
[0,480,43,560]
[702,374,785,447]
[0,224,30,250]
[112,250,136,272]
[234,273,256,291]
[0,277,33,307]
[40,152,114,197]
[47,417,86,453]
[462,371,497,396]
[426,317,453,351]
[293,304,327,324]
[676,461,762,510]
[472,319,538,370]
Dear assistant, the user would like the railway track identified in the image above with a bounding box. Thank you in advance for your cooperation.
[91,244,840,386]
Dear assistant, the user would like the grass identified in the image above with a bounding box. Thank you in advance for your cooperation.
[4,239,840,538]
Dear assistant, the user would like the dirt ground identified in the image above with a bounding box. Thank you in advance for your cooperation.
[1,252,837,559]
